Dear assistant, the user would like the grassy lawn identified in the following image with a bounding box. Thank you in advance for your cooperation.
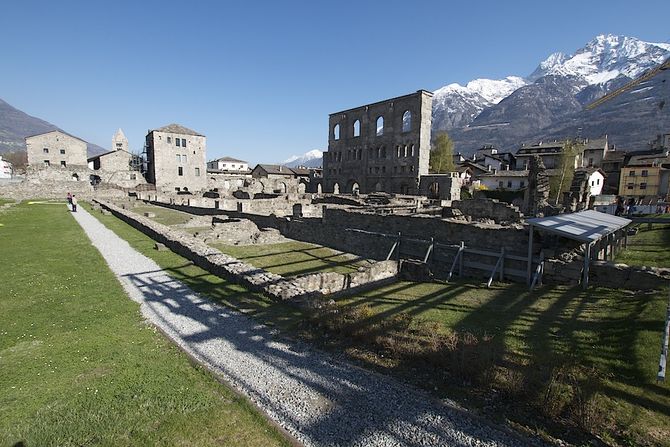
[0,202,290,446]
[616,222,670,268]
[83,202,670,445]
[212,241,370,277]
[0,198,15,206]
[130,202,195,226]
[333,281,670,445]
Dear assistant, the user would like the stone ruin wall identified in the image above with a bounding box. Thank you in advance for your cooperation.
[451,198,524,224]
[93,199,398,305]
[126,195,669,290]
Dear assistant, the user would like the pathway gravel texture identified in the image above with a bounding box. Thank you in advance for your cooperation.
[72,206,533,447]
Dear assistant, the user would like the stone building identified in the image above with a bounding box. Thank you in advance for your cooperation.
[323,90,433,195]
[87,129,143,187]
[145,124,207,192]
[25,130,88,169]
[419,173,461,201]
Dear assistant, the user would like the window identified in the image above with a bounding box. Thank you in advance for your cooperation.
[375,167,380,173]
[60,161,66,167]
[393,166,398,173]
[182,154,187,163]
[597,178,600,185]
[178,167,183,176]
[396,146,401,158]
[353,119,360,137]
[176,138,181,147]
[44,160,50,167]
[627,183,634,190]
[404,145,408,157]
[116,142,123,148]
[176,154,181,162]
[43,148,49,153]
[130,173,136,180]
[195,167,200,176]
[181,138,186,147]
[507,181,512,188]
[382,166,386,173]
[499,181,504,188]
[333,124,340,140]
[411,145,415,157]
[410,165,414,172]
[401,166,406,173]
[60,149,65,154]
[629,170,635,176]
[167,137,172,144]
[591,181,595,186]
[641,170,648,177]
[520,181,525,188]
[402,111,411,132]
[376,116,384,136]
[588,158,593,167]
[640,183,647,190]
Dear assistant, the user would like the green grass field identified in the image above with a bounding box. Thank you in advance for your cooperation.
[0,202,290,446]
[213,241,370,277]
[131,203,194,226]
[616,222,670,268]
[84,202,670,445]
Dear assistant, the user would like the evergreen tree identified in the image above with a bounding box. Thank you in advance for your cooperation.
[430,132,455,174]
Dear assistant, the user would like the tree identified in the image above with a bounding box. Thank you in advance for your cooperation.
[430,132,455,174]
[549,139,583,204]
[3,150,28,174]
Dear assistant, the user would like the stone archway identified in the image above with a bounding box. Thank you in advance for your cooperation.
[297,182,306,194]
[374,182,383,192]
[317,183,323,194]
[333,183,340,194]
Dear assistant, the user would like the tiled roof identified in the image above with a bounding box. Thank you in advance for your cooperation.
[154,123,204,136]
[212,156,247,163]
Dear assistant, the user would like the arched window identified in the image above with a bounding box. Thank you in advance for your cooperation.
[402,111,411,132]
[376,116,384,136]
[333,124,340,140]
[353,119,361,137]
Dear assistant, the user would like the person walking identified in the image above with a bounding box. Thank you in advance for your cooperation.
[71,195,78,212]
[67,192,72,211]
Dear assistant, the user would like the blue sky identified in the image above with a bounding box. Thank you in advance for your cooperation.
[1,0,669,164]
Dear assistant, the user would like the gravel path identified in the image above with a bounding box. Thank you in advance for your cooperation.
[72,206,532,447]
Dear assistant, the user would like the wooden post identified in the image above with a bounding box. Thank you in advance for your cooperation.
[527,225,534,286]
[583,243,591,290]
[499,247,505,281]
[458,241,464,277]
[396,232,402,270]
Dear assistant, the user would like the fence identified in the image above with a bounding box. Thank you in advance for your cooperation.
[345,228,543,288]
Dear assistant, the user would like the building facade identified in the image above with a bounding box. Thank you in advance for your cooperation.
[0,155,12,179]
[87,129,142,187]
[207,156,249,172]
[323,90,433,194]
[25,130,88,169]
[618,151,670,199]
[145,124,207,192]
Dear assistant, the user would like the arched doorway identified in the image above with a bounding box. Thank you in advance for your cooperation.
[333,183,340,194]
[374,182,383,192]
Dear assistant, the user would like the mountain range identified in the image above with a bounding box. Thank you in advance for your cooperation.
[3,34,669,165]
[434,34,670,153]
[0,98,105,157]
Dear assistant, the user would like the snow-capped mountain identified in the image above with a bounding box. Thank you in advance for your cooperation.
[434,34,670,153]
[432,77,527,130]
[282,149,323,168]
[528,35,670,84]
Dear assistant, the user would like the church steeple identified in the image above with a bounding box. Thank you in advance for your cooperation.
[112,128,128,152]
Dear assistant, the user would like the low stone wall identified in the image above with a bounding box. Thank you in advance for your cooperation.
[452,199,523,224]
[543,258,670,290]
[291,260,398,296]
[0,180,124,201]
[94,200,397,305]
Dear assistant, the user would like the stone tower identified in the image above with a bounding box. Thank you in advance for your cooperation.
[112,128,129,152]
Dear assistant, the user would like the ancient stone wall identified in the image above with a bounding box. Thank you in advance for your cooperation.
[145,128,207,192]
[94,200,397,304]
[451,199,524,224]
[543,258,670,290]
[323,90,433,195]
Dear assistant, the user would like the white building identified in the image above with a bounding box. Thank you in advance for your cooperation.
[0,155,12,179]
[207,156,249,172]
[479,170,529,191]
